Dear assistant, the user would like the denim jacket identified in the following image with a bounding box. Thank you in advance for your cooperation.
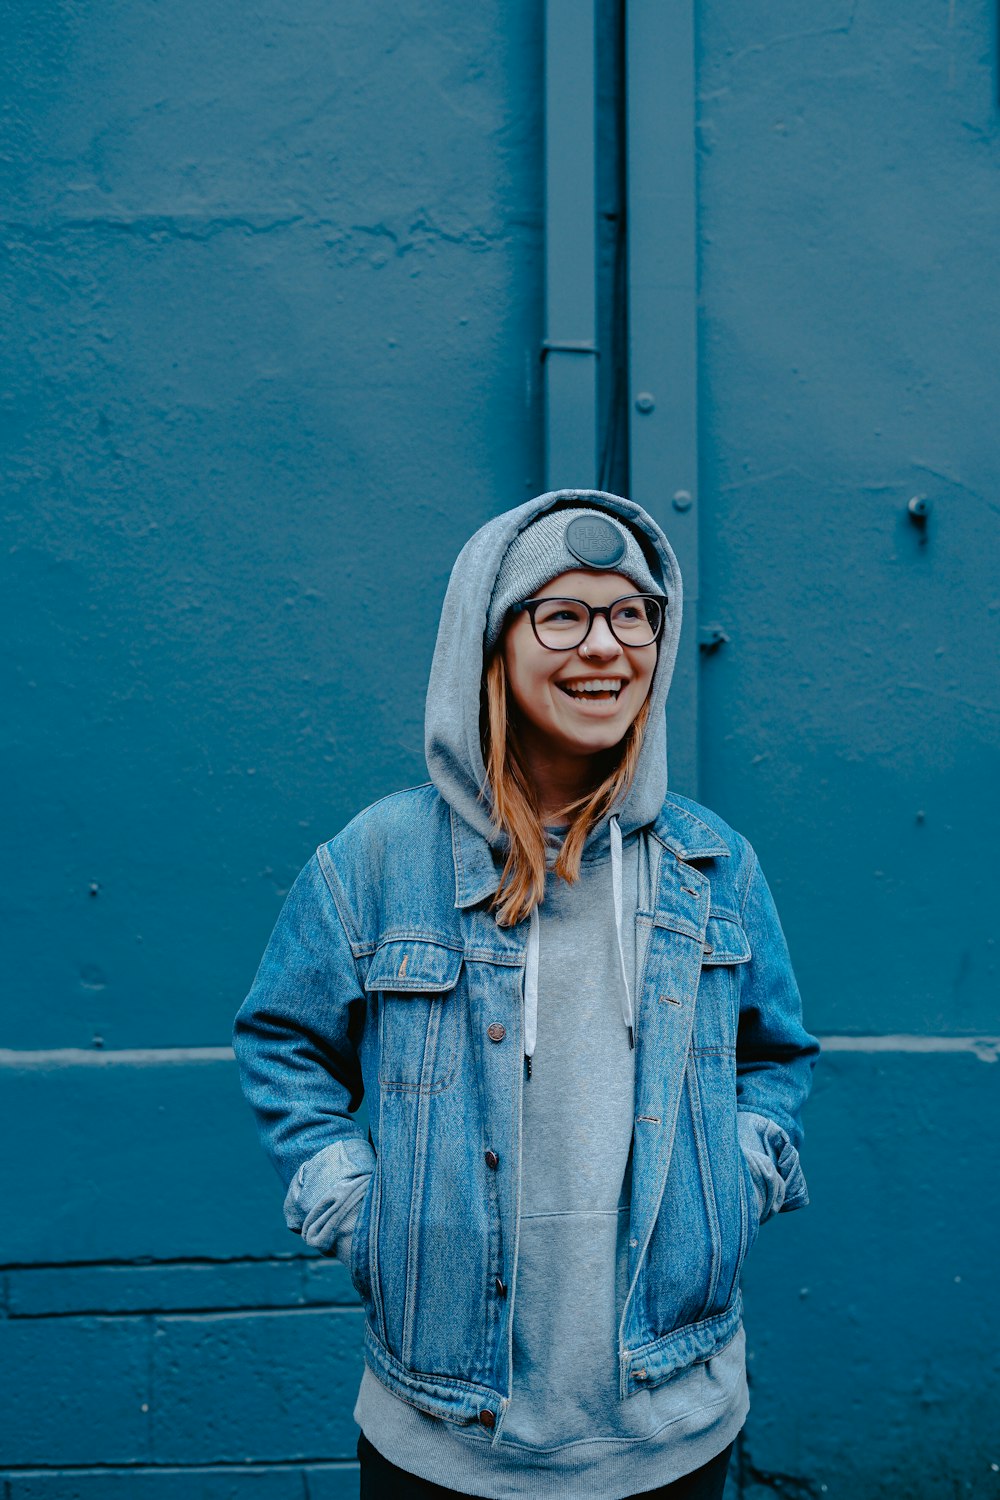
[233,782,819,1442]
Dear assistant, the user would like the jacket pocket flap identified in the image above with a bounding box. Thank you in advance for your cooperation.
[364,939,464,995]
[702,913,752,965]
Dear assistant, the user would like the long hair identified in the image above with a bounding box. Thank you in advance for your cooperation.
[480,650,653,927]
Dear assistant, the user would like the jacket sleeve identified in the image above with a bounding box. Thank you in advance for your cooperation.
[734,847,820,1221]
[232,850,374,1265]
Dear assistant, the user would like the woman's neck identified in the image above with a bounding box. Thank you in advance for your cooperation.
[517,728,616,824]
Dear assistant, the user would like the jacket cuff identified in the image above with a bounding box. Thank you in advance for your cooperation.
[283,1137,376,1257]
[331,1199,360,1270]
[738,1109,810,1221]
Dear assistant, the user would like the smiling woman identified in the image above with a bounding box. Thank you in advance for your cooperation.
[233,489,819,1500]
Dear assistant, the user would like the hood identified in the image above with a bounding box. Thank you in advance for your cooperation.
[424,488,684,862]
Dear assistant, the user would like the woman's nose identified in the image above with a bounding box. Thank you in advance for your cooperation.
[579,615,622,658]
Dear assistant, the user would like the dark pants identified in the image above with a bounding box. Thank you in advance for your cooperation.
[358,1429,734,1500]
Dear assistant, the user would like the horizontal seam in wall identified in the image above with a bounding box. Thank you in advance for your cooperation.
[1,1036,998,1067]
[0,1047,236,1066]
[818,1035,999,1059]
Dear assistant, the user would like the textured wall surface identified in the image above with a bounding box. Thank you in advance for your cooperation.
[695,2,1000,1495]
[2,0,998,1494]
[2,1,544,1490]
[2,0,544,1051]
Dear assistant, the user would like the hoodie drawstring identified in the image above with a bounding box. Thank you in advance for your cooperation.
[522,814,634,1078]
[523,903,539,1077]
[610,815,636,1049]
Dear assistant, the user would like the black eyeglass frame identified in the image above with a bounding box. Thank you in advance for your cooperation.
[508,593,667,651]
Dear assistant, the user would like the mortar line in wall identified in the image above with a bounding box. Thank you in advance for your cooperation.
[0,1461,360,1476]
[0,1252,317,1272]
[144,1312,155,1464]
[8,1301,361,1322]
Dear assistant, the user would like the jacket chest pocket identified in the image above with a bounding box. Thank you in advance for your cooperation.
[364,938,464,1094]
[697,910,752,1031]
[700,911,752,968]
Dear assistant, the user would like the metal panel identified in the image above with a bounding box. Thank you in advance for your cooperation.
[1,0,545,1052]
[695,0,1000,1038]
[544,0,599,486]
[625,0,699,796]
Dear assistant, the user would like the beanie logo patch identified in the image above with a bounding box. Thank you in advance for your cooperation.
[564,515,627,570]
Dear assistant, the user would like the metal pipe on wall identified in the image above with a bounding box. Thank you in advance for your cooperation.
[544,0,599,489]
[625,0,699,797]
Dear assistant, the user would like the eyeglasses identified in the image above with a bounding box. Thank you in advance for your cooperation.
[508,594,665,651]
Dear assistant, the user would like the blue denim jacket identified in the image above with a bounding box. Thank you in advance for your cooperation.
[233,782,819,1440]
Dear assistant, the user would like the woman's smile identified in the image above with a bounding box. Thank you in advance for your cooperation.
[555,676,627,703]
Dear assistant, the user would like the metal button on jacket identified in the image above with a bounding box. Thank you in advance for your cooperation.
[495,1276,507,1298]
[484,1149,499,1170]
[487,1022,506,1042]
[478,1409,496,1429]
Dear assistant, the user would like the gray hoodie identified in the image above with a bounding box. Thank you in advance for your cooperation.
[424,488,681,860]
[352,491,748,1496]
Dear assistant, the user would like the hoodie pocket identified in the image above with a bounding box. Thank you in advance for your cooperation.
[365,938,465,1093]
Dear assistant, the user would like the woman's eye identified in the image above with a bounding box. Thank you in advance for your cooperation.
[539,607,582,623]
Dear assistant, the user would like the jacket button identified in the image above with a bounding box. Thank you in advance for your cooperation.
[495,1276,507,1298]
[487,1023,506,1042]
[484,1149,499,1170]
[702,943,714,955]
[478,1409,496,1429]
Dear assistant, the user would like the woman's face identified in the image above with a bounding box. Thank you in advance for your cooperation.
[501,569,658,763]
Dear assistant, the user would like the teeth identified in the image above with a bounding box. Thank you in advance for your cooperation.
[562,679,624,695]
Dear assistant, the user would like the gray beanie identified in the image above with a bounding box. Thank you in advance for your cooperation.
[484,506,663,653]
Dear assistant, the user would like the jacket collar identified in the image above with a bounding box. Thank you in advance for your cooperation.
[450,797,729,910]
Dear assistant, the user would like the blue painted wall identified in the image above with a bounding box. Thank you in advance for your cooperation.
[2,0,997,1493]
[695,3,1000,1494]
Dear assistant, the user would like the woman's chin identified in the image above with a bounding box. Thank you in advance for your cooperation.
[554,719,629,756]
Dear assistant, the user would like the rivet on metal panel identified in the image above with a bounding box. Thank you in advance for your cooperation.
[634,392,655,413]
[672,490,693,512]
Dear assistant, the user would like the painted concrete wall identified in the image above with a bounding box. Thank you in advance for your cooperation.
[695,3,1000,1495]
[2,2,544,1491]
[2,0,997,1494]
